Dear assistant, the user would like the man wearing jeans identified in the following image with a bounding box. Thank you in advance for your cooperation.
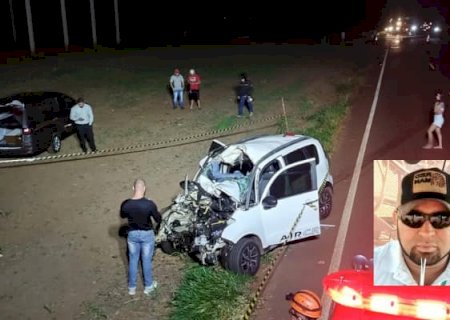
[169,68,185,109]
[120,178,161,295]
[236,73,254,117]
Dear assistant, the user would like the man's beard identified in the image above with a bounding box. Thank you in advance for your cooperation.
[409,247,442,266]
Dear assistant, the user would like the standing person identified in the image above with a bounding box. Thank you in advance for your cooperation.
[374,167,450,285]
[236,73,254,117]
[423,92,445,149]
[285,290,322,320]
[70,97,97,153]
[187,68,202,110]
[120,178,161,295]
[169,68,185,109]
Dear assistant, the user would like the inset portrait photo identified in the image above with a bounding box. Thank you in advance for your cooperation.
[374,160,450,286]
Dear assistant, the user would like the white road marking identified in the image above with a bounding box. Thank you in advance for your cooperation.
[321,47,389,318]
[0,157,36,164]
[320,224,336,228]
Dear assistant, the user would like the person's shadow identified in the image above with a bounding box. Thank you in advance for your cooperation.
[166,84,174,105]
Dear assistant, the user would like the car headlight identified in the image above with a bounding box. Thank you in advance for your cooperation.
[434,26,441,33]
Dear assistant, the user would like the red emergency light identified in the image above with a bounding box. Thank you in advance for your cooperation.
[323,270,450,319]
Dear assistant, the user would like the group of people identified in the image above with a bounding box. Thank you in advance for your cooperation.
[169,68,255,117]
[169,68,202,110]
[68,69,256,153]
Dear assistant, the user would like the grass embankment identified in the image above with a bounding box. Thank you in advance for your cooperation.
[169,265,252,320]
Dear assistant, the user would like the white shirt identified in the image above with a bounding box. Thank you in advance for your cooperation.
[374,240,450,285]
[70,103,94,125]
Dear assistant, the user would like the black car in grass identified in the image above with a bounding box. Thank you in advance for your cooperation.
[0,91,76,156]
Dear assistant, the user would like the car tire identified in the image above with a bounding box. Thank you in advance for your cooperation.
[226,237,261,276]
[49,134,61,153]
[160,240,176,254]
[319,185,333,220]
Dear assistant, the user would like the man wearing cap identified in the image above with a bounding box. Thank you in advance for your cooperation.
[169,68,185,109]
[374,167,450,285]
[187,68,201,110]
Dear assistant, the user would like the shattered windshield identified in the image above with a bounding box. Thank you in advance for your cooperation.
[196,145,254,204]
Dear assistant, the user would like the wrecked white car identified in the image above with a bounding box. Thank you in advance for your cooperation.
[156,134,333,275]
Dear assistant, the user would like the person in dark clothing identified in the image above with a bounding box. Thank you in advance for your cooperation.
[236,73,254,117]
[120,178,161,296]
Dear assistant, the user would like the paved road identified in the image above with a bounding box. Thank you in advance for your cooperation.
[252,37,450,320]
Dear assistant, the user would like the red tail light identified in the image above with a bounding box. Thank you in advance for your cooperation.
[323,270,450,319]
[23,128,32,135]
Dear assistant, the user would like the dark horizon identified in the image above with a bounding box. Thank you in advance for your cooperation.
[0,0,448,53]
[0,0,384,52]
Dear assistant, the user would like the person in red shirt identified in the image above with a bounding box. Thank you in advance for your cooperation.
[187,68,202,110]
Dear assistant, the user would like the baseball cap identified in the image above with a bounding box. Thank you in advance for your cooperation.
[400,167,450,211]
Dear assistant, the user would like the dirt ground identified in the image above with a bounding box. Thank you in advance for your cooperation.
[0,43,375,320]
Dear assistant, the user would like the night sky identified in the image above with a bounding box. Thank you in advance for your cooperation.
[0,0,448,52]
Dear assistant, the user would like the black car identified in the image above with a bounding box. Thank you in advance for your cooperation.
[0,91,76,156]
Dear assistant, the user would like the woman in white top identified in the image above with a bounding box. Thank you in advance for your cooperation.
[423,93,445,149]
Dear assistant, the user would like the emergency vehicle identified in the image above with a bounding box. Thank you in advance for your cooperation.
[323,256,450,319]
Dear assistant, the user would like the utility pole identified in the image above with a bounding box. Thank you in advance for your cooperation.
[89,0,97,48]
[114,0,121,46]
[60,0,69,51]
[25,0,35,55]
[8,0,17,44]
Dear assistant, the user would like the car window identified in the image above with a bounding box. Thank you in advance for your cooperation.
[27,103,46,124]
[284,144,319,165]
[43,98,59,121]
[268,162,314,199]
[58,95,75,111]
[259,160,281,198]
[0,106,23,128]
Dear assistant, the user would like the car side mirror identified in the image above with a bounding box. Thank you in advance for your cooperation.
[262,195,277,209]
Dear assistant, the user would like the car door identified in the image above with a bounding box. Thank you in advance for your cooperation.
[260,158,320,246]
[33,99,56,151]
[57,94,75,132]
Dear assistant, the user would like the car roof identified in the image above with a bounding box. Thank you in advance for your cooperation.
[226,134,314,163]
[0,92,68,105]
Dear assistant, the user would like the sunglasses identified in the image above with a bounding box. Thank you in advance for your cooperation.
[399,210,450,229]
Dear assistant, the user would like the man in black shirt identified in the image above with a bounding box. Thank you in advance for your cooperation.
[120,178,161,296]
[236,73,254,117]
